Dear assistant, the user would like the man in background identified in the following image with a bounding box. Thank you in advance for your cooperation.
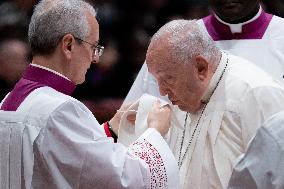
[0,39,29,100]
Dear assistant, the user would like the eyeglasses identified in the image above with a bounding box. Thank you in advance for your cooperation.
[74,37,104,57]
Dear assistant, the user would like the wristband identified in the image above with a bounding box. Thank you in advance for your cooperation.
[104,122,118,143]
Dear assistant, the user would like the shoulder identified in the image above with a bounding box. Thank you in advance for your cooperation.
[262,111,284,150]
[221,53,284,104]
[19,86,94,122]
[50,99,94,119]
[20,87,73,110]
[197,16,208,30]
[36,87,94,118]
[35,94,101,141]
[226,53,282,89]
[264,14,284,39]
[271,14,284,24]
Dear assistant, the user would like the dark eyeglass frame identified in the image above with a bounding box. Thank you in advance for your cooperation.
[74,37,104,57]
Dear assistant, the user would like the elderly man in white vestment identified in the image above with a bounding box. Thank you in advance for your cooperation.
[145,19,284,189]
[227,111,284,189]
[123,0,284,104]
[123,5,284,186]
[0,0,180,189]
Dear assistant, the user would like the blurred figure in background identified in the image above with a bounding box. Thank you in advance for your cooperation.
[261,0,284,17]
[0,39,29,100]
[0,0,35,38]
[0,0,33,101]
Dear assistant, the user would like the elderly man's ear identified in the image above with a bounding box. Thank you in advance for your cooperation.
[194,55,209,81]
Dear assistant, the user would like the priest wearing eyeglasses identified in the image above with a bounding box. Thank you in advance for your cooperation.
[0,0,180,188]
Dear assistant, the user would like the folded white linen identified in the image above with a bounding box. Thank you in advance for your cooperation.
[118,93,185,146]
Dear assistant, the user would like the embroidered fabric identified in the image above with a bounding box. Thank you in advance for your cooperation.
[130,139,168,189]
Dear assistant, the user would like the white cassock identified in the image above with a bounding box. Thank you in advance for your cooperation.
[0,64,180,189]
[122,7,284,189]
[228,111,284,189]
[124,51,284,189]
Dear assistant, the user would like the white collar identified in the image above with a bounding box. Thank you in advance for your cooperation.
[201,51,228,103]
[30,63,71,81]
[214,6,262,33]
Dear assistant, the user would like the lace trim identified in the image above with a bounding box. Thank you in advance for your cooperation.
[130,139,167,188]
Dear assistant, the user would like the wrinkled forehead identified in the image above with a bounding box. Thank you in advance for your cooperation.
[146,55,182,80]
[146,47,173,73]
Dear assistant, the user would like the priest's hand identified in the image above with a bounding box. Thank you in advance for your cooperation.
[148,100,172,137]
[109,102,136,135]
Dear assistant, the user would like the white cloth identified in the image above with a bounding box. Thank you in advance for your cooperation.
[0,111,39,189]
[0,86,180,188]
[228,111,284,189]
[118,94,183,146]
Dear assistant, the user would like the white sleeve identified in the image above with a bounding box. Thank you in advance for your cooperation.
[228,126,284,189]
[240,85,284,148]
[32,100,179,189]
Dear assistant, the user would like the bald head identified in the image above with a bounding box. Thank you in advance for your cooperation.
[147,20,220,67]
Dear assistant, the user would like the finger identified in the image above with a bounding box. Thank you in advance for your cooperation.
[162,104,170,108]
[127,114,136,125]
[120,101,135,111]
[153,100,161,108]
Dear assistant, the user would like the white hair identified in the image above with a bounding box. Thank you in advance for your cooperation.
[28,0,97,55]
[151,19,219,64]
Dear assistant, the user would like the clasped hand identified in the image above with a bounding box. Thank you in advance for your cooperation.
[109,100,172,137]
